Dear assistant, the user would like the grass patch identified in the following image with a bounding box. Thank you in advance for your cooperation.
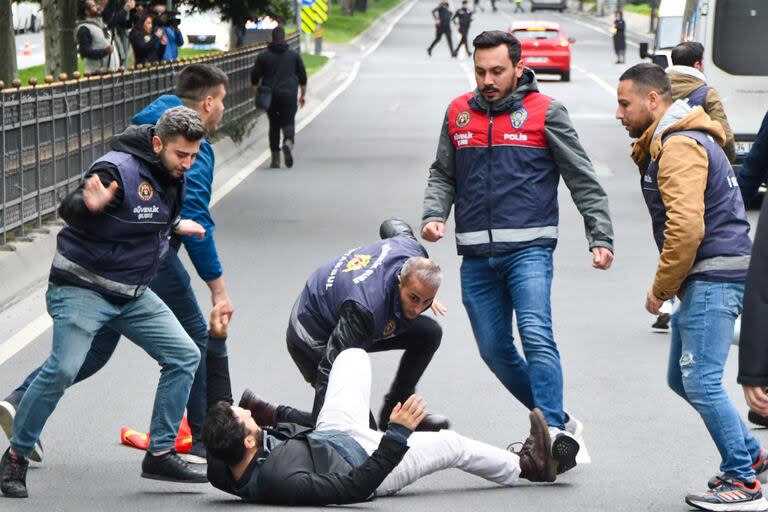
[323,0,404,44]
[178,48,220,59]
[302,53,329,76]
[17,60,85,86]
[622,3,650,15]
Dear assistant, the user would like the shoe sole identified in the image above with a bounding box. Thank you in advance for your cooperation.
[0,401,43,463]
[685,495,768,511]
[530,409,557,483]
[552,434,580,475]
[0,487,28,498]
[652,327,670,333]
[283,146,293,168]
[140,472,208,483]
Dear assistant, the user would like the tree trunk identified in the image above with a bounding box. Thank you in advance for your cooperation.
[60,0,79,75]
[0,0,18,86]
[42,0,78,78]
[341,0,354,16]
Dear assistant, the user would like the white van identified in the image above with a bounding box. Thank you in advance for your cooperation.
[638,0,685,68]
[641,0,768,168]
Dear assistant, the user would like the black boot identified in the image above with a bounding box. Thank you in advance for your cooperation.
[378,395,451,432]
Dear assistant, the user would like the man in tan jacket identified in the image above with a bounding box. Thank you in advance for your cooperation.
[616,63,767,512]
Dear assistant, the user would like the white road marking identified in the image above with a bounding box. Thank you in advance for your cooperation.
[0,314,51,366]
[460,62,475,90]
[573,63,617,98]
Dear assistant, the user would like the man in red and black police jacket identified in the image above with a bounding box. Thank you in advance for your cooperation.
[421,30,615,476]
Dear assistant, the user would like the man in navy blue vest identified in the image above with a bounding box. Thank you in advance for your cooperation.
[0,107,210,499]
[617,63,768,512]
[0,64,234,465]
[422,30,615,476]
[275,219,451,433]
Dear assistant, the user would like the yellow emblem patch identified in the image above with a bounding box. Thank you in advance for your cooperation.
[343,254,371,272]
[137,182,154,201]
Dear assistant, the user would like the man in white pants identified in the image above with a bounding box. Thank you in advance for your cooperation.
[202,349,557,505]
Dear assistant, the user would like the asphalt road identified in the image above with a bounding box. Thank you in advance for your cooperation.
[0,1,762,510]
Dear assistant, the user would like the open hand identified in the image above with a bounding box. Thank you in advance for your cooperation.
[83,175,119,212]
[389,394,428,431]
[175,219,206,238]
[430,299,447,316]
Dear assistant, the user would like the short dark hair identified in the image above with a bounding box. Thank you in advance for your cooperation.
[272,26,286,42]
[175,64,229,102]
[619,63,672,100]
[202,401,249,466]
[473,30,522,65]
[671,41,705,67]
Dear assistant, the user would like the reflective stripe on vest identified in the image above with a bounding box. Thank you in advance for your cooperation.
[53,251,148,298]
[456,226,558,246]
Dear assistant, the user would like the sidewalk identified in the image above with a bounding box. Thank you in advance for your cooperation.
[0,0,416,312]
[566,0,653,39]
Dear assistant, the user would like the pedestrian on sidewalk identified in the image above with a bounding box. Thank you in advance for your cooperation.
[427,0,455,57]
[202,349,558,505]
[422,30,615,477]
[616,63,768,512]
[0,64,235,466]
[76,0,119,74]
[250,26,307,169]
[285,218,451,432]
[0,107,210,499]
[513,0,524,13]
[611,10,626,64]
[452,0,474,57]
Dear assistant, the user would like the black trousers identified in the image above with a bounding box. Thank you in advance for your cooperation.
[287,315,443,422]
[428,26,454,55]
[267,96,298,152]
[456,30,470,57]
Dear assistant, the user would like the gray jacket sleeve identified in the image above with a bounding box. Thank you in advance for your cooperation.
[545,99,614,252]
[421,110,456,229]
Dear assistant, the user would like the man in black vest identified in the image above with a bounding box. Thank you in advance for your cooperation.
[452,0,474,58]
[617,63,768,512]
[427,0,455,57]
[0,107,210,499]
[250,26,308,169]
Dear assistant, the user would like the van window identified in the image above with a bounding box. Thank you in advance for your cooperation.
[713,0,768,75]
[655,16,683,49]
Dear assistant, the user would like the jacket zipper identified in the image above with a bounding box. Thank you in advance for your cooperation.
[487,107,494,256]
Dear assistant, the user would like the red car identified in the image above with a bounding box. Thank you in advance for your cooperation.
[510,21,574,82]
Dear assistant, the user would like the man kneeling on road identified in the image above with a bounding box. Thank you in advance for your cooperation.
[0,106,209,499]
[203,348,557,505]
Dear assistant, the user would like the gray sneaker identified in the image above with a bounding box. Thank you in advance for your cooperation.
[0,401,43,463]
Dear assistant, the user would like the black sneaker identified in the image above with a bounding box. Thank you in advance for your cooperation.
[686,477,768,511]
[0,448,29,498]
[652,313,671,332]
[181,442,206,465]
[749,410,768,428]
[549,427,580,475]
[141,450,208,483]
[282,140,294,168]
[0,400,44,463]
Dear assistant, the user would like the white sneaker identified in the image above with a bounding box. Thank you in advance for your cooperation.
[564,413,583,438]
[548,427,580,475]
[0,400,44,463]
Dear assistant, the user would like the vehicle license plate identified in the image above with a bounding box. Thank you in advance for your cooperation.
[526,57,548,63]
[735,141,753,155]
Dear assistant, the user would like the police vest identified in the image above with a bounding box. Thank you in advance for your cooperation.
[51,151,177,299]
[447,91,559,257]
[641,129,751,283]
[685,85,711,109]
[292,236,427,350]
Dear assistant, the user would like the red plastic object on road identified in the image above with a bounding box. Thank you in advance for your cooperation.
[120,415,192,453]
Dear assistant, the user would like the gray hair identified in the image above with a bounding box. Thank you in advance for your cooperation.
[400,257,442,289]
[155,106,207,142]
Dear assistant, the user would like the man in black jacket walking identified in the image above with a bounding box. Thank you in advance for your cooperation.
[202,348,557,505]
[427,1,455,57]
[250,26,308,169]
[452,0,474,57]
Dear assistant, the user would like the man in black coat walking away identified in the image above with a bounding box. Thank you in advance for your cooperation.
[251,27,308,169]
[452,0,474,58]
[427,1,455,58]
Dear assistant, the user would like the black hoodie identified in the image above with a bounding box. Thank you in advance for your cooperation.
[58,125,184,232]
[250,41,307,100]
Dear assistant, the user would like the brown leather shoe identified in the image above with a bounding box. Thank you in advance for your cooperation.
[515,408,557,483]
[238,389,277,427]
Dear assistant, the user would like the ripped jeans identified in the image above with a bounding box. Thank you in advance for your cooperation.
[667,280,760,482]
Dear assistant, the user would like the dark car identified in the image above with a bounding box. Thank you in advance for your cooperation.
[530,0,567,12]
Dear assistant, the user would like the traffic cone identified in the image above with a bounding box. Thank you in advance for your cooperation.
[22,42,32,57]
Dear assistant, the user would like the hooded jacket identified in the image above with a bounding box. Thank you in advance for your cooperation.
[667,65,736,162]
[51,125,185,300]
[422,68,614,256]
[250,42,307,100]
[132,94,223,281]
[631,101,751,300]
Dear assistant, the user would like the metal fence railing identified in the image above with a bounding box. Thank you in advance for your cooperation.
[0,33,299,245]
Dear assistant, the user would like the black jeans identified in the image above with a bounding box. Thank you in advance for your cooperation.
[428,26,454,56]
[456,30,470,57]
[287,315,443,407]
[267,96,298,152]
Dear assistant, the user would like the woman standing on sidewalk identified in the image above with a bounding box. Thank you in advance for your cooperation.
[611,10,626,64]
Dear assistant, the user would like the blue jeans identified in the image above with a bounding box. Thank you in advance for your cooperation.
[667,280,760,481]
[10,251,222,442]
[10,284,200,456]
[460,247,565,429]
